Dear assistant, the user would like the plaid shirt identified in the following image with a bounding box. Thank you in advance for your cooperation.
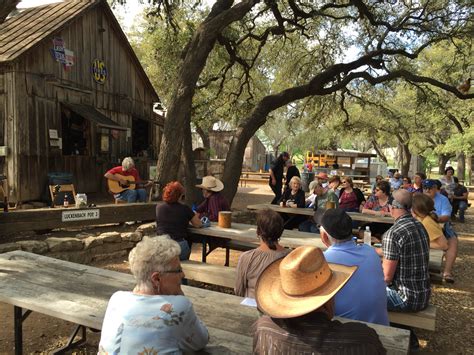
[382,214,431,311]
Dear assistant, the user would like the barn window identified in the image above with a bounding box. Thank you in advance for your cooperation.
[61,106,90,155]
[132,117,150,157]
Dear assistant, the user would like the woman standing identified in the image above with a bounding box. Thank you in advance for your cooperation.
[338,177,365,212]
[235,209,290,298]
[99,236,209,354]
[156,181,202,260]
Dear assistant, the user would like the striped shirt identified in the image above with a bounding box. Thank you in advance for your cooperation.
[382,214,431,311]
[253,313,386,354]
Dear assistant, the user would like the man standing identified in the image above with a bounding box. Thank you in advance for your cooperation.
[319,209,389,325]
[423,179,458,283]
[269,152,290,204]
[253,246,385,354]
[382,189,430,350]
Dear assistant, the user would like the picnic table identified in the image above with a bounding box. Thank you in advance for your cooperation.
[0,251,409,354]
[0,251,254,354]
[247,203,395,224]
[188,222,443,272]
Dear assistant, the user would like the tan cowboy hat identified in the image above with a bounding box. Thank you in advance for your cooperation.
[196,176,224,192]
[256,246,356,318]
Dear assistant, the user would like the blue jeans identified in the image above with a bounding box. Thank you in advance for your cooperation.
[386,287,409,311]
[116,189,147,203]
[178,240,191,261]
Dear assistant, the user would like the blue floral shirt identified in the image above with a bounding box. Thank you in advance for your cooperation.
[98,291,209,354]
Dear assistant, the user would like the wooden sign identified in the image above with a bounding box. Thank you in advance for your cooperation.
[62,209,100,222]
[92,59,107,84]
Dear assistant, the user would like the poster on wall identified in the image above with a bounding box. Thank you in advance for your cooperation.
[50,37,75,70]
[92,59,107,84]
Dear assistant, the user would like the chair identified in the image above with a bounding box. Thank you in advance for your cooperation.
[49,184,76,207]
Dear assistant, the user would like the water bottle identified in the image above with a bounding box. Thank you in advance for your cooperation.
[364,226,371,246]
[63,194,69,208]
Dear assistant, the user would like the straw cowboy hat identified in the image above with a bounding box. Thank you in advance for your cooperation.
[256,246,356,318]
[196,176,224,192]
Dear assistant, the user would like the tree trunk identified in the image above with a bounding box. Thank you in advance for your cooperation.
[195,124,211,154]
[400,143,411,177]
[182,118,201,206]
[466,155,472,185]
[456,152,465,181]
[155,0,258,186]
[438,154,452,174]
[371,139,388,163]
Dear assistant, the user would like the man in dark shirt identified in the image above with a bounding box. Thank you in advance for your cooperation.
[254,246,385,354]
[451,176,469,222]
[269,152,290,204]
[284,160,300,191]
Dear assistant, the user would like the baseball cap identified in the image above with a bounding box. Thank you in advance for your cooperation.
[422,179,438,189]
[314,208,353,240]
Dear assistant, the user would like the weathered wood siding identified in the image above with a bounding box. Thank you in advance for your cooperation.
[5,3,160,201]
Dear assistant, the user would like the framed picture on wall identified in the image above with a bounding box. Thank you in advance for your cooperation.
[100,134,109,152]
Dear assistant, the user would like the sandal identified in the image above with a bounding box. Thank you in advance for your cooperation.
[443,274,455,284]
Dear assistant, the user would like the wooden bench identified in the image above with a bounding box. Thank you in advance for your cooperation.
[181,261,437,331]
[0,251,409,354]
[239,177,269,187]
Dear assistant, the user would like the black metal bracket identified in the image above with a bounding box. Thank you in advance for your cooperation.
[51,324,87,354]
[13,306,88,355]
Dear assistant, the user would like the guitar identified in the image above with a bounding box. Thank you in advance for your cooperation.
[107,174,150,194]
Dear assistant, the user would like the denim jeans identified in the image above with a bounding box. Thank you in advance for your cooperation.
[116,188,147,203]
[177,240,191,261]
[452,200,468,222]
[386,287,409,311]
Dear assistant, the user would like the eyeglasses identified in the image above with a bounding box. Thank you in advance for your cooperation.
[390,200,406,210]
[163,267,183,274]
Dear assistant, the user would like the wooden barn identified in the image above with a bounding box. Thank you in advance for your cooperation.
[0,0,163,204]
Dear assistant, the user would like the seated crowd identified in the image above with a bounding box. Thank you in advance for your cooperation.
[98,167,467,354]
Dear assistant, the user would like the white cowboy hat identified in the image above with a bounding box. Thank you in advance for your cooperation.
[196,176,224,192]
[256,246,356,318]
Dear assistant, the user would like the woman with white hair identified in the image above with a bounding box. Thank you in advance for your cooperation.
[104,157,151,203]
[98,236,209,354]
[278,176,306,229]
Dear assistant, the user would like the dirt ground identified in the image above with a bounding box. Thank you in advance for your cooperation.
[0,184,473,354]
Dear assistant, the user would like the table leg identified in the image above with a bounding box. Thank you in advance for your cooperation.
[201,236,207,263]
[14,306,32,355]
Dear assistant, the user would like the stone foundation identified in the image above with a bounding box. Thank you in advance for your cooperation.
[0,229,147,264]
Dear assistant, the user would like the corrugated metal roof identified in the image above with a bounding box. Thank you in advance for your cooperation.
[0,0,98,62]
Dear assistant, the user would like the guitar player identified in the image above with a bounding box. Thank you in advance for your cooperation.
[104,157,152,203]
